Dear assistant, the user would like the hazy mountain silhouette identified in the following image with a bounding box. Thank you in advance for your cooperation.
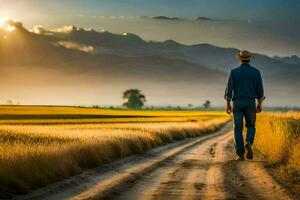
[0,21,299,106]
[273,55,300,65]
[49,26,299,81]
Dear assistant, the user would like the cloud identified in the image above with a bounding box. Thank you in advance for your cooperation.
[151,16,182,21]
[32,25,44,34]
[144,16,214,21]
[51,25,96,34]
[5,20,23,29]
[0,19,27,33]
[52,26,81,33]
[56,40,94,53]
[193,16,212,21]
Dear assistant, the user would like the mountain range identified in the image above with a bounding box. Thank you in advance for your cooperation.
[273,55,300,65]
[0,20,299,106]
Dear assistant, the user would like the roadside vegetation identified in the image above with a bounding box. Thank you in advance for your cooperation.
[255,112,300,185]
[0,106,229,196]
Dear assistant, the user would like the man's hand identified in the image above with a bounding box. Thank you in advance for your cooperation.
[256,103,262,113]
[226,102,232,115]
[226,104,232,114]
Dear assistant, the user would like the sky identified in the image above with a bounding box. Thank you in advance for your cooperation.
[1,0,300,21]
[0,0,300,56]
[1,0,300,106]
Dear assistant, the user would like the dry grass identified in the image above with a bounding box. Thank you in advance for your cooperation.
[255,112,300,182]
[0,106,229,196]
[0,105,226,117]
[0,115,223,125]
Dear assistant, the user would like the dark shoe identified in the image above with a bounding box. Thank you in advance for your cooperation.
[236,156,245,161]
[245,143,253,160]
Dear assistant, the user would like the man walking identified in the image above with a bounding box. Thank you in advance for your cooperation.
[225,50,265,161]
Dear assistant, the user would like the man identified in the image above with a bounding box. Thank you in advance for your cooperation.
[224,50,265,161]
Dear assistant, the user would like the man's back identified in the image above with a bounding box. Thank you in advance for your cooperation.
[225,50,265,161]
[225,63,264,102]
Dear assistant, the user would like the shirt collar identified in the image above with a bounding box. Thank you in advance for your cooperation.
[241,63,250,67]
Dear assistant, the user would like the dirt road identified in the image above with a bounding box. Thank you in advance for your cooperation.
[16,124,294,200]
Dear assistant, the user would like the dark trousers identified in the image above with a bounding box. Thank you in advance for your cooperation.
[233,99,256,157]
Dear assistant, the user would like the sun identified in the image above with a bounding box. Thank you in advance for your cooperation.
[0,16,16,32]
[0,16,9,27]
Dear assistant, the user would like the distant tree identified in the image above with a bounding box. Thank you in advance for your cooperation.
[92,105,100,108]
[203,100,211,109]
[6,100,13,105]
[188,104,193,109]
[123,89,146,109]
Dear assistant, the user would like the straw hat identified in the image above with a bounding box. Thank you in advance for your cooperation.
[236,50,253,61]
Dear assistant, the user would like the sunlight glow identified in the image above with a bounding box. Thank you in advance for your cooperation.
[0,16,9,27]
[0,16,16,32]
[6,25,15,32]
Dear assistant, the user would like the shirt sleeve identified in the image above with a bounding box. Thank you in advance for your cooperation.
[256,71,264,101]
[224,70,234,101]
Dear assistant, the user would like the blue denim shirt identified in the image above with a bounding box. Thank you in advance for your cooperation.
[224,63,264,101]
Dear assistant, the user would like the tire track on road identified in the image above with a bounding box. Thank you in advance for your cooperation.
[118,129,293,200]
[119,128,233,200]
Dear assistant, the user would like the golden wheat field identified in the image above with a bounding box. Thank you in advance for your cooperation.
[255,112,300,182]
[0,106,229,195]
